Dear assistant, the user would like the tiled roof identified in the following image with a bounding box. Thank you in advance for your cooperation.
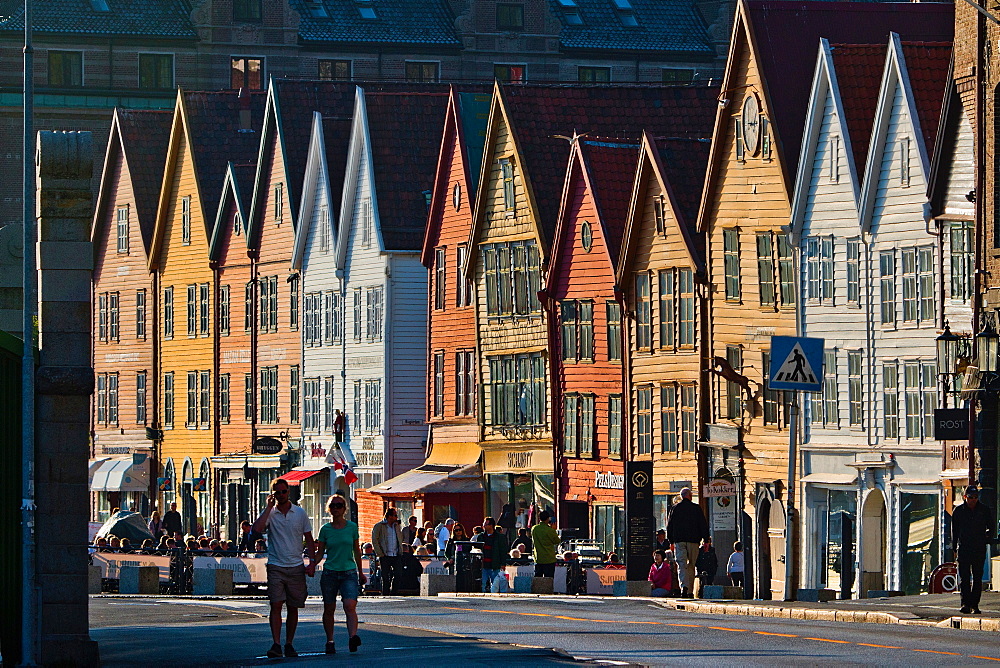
[364,90,451,251]
[0,0,196,37]
[321,115,353,223]
[500,84,719,244]
[747,1,953,176]
[578,139,640,268]
[116,109,172,253]
[549,0,713,55]
[829,44,885,176]
[290,0,460,46]
[655,135,712,238]
[182,90,267,235]
[232,162,257,219]
[900,42,951,156]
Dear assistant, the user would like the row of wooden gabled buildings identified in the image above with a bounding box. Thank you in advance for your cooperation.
[90,0,971,600]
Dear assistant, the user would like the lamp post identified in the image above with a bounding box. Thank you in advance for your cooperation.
[937,322,962,407]
[976,321,999,373]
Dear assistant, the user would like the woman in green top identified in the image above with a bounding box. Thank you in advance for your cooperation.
[316,495,367,654]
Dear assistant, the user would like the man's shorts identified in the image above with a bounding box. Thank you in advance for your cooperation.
[320,569,360,603]
[266,564,307,608]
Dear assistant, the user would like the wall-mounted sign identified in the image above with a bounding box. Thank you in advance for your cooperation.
[703,479,737,498]
[253,437,283,455]
[935,408,969,441]
[191,477,207,492]
[157,477,172,492]
[594,471,624,490]
[310,444,327,459]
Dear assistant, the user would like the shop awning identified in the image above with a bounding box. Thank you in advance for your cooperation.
[425,442,481,467]
[482,446,553,474]
[802,473,858,485]
[211,455,248,469]
[247,454,284,469]
[91,458,148,492]
[368,464,483,497]
[89,457,112,485]
[279,468,328,486]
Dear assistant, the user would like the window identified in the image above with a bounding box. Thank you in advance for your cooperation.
[653,196,666,236]
[922,362,936,439]
[260,366,278,424]
[735,118,745,162]
[358,5,376,19]
[725,345,742,419]
[109,292,120,341]
[457,245,472,307]
[662,69,694,84]
[405,62,439,83]
[318,59,351,81]
[494,64,525,83]
[761,117,772,160]
[219,285,230,335]
[363,379,382,434]
[828,135,840,183]
[353,380,361,433]
[116,207,129,252]
[289,276,299,331]
[366,286,383,341]
[848,351,863,428]
[880,251,896,325]
[244,373,253,422]
[500,158,515,211]
[578,67,611,83]
[219,374,230,424]
[273,183,284,224]
[777,234,795,305]
[318,207,330,252]
[659,270,674,348]
[199,283,210,336]
[901,247,934,324]
[186,285,196,336]
[98,293,108,341]
[307,293,319,346]
[199,371,210,427]
[680,385,697,452]
[899,136,910,187]
[231,57,263,90]
[608,395,622,458]
[904,362,920,439]
[304,377,320,432]
[636,386,652,455]
[136,371,147,424]
[580,394,594,457]
[353,288,362,340]
[233,0,261,21]
[181,196,191,245]
[496,3,524,30]
[846,238,861,306]
[661,385,677,453]
[806,236,833,302]
[186,371,198,427]
[259,276,278,333]
[48,51,82,87]
[290,366,300,425]
[481,241,541,317]
[757,232,775,306]
[138,54,173,90]
[820,351,838,427]
[606,301,622,361]
[327,291,342,344]
[951,221,974,302]
[433,351,445,418]
[883,363,898,440]
[763,351,784,427]
[360,198,373,248]
[434,247,446,310]
[96,374,107,424]
[563,394,578,457]
[243,282,253,332]
[108,374,119,425]
[163,372,174,427]
[918,247,935,323]
[488,353,546,427]
[456,350,476,416]
[679,269,695,347]
[161,287,172,336]
[323,377,335,432]
[723,228,740,301]
[635,272,651,350]
[560,300,593,362]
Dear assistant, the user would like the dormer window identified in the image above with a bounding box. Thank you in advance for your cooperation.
[619,12,638,27]
[90,0,109,12]
[564,12,583,24]
[497,3,524,31]
[556,0,577,5]
[233,0,262,22]
[358,6,376,19]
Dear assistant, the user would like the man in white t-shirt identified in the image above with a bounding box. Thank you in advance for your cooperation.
[436,518,454,556]
[252,478,316,659]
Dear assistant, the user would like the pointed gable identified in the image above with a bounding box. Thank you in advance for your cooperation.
[114,109,172,253]
[209,162,256,262]
[901,42,952,157]
[829,43,887,179]
[577,140,639,268]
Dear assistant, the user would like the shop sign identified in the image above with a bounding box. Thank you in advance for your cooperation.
[934,408,969,441]
[594,471,624,490]
[946,442,970,470]
[157,477,173,492]
[253,436,283,455]
[508,451,533,469]
[703,479,737,497]
[310,444,327,458]
[101,445,131,455]
[625,461,655,581]
[355,451,383,468]
[669,480,692,494]
[192,477,207,492]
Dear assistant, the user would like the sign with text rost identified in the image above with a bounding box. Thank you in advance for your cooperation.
[934,408,969,441]
[625,461,654,581]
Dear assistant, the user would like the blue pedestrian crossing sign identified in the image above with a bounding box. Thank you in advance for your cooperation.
[768,336,824,392]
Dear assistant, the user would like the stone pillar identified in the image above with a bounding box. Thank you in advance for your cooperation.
[0,222,23,336]
[35,130,100,665]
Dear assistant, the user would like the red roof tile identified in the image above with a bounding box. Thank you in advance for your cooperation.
[500,84,720,244]
[829,43,885,176]
[900,42,951,156]
[321,115,353,225]
[116,109,172,253]
[578,139,641,267]
[746,0,953,178]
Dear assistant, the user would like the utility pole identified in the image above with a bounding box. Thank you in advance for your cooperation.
[21,0,38,664]
[783,394,798,601]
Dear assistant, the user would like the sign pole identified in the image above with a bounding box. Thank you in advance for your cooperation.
[784,392,798,601]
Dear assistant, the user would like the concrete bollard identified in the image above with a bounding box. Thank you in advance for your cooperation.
[797,588,836,602]
[531,577,554,594]
[119,566,159,594]
[702,585,746,599]
[420,573,457,596]
[513,575,533,593]
[88,564,103,594]
[866,590,905,599]
[624,580,653,597]
[193,568,235,595]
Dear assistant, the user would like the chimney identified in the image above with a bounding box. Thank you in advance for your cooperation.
[239,88,253,132]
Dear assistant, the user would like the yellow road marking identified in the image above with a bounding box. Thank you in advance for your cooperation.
[554,616,591,621]
[441,607,476,612]
[627,621,662,625]
[805,637,851,644]
[665,623,703,628]
[755,631,798,637]
[914,650,962,656]
[708,627,748,632]
[857,643,901,649]
[481,609,518,614]
[517,612,553,617]
[970,656,1000,662]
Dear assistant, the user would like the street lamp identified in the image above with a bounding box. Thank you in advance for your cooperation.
[937,322,962,376]
[976,321,1000,373]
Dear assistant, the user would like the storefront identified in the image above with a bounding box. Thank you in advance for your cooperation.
[280,464,332,530]
[89,449,152,521]
[211,452,289,541]
[482,446,555,523]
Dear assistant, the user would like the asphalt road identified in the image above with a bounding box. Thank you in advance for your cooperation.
[91,595,1000,666]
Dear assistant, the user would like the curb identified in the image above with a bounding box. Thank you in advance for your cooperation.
[667,599,1000,630]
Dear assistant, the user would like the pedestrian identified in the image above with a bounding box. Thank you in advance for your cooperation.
[396,544,424,593]
[238,519,263,553]
[497,503,516,535]
[316,494,366,654]
[478,516,509,592]
[436,518,455,556]
[445,523,468,572]
[531,510,559,578]
[666,487,709,597]
[254,538,267,554]
[648,549,674,596]
[148,510,164,538]
[402,515,419,546]
[515,507,528,530]
[510,527,532,556]
[162,502,182,537]
[371,507,404,595]
[952,485,994,614]
[695,536,719,595]
[411,527,427,550]
[471,525,484,542]
[727,541,745,587]
[252,478,316,659]
[654,528,669,552]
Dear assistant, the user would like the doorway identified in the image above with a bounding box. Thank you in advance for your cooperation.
[767,500,786,600]
[860,490,887,597]
[756,497,772,600]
